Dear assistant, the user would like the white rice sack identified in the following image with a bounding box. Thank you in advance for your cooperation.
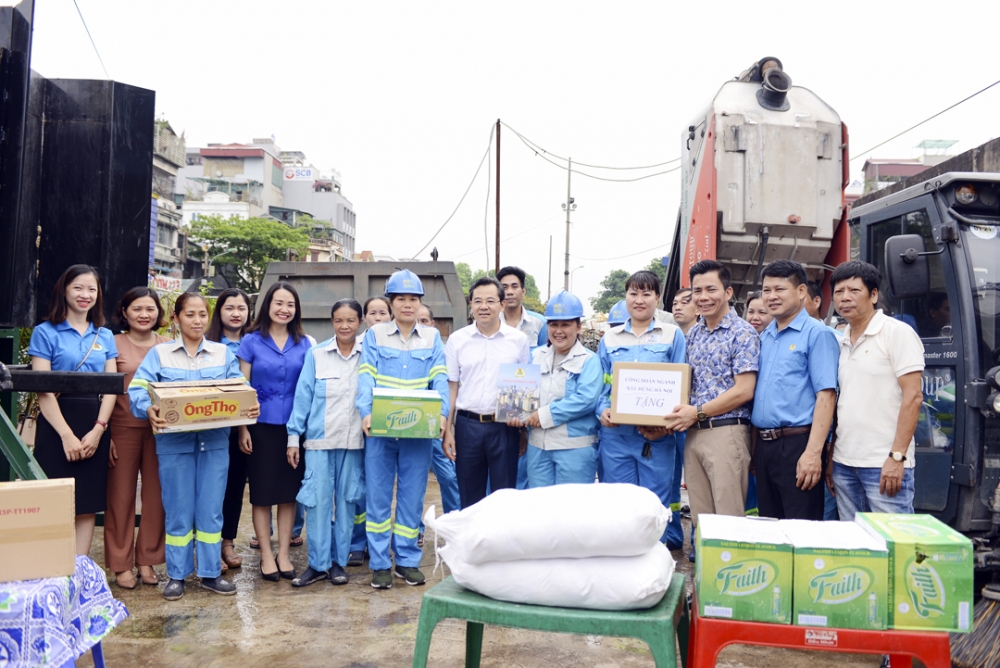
[423,483,670,564]
[440,542,675,611]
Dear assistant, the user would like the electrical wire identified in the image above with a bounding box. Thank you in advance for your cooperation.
[412,125,495,259]
[577,243,671,262]
[450,212,562,261]
[501,121,680,170]
[509,128,681,182]
[850,76,1000,162]
[72,0,110,80]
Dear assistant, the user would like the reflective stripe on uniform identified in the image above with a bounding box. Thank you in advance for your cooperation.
[129,378,149,390]
[353,512,366,525]
[745,508,759,517]
[374,374,429,389]
[196,530,222,544]
[165,530,194,547]
[366,518,391,533]
[670,503,681,512]
[359,363,377,377]
[428,365,447,379]
[392,524,420,539]
[603,373,613,386]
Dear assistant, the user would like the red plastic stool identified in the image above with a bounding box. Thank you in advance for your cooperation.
[688,592,951,668]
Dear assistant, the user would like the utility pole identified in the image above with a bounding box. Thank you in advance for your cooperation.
[547,235,552,301]
[495,119,501,274]
[562,158,576,291]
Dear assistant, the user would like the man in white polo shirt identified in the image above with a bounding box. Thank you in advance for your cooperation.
[443,276,531,508]
[828,261,925,520]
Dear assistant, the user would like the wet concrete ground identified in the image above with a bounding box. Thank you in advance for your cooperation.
[77,477,884,667]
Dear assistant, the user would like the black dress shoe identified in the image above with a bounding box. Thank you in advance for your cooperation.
[200,576,237,595]
[291,566,328,587]
[279,568,296,580]
[260,563,279,582]
[347,550,366,567]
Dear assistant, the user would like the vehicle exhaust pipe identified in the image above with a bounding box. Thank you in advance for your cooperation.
[757,68,792,111]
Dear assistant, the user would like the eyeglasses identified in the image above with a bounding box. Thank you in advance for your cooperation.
[471,299,501,307]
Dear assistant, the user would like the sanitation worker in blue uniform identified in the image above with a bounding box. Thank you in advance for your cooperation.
[357,270,450,589]
[130,293,259,601]
[597,271,686,546]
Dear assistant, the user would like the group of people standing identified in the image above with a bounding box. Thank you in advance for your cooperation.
[25,255,923,599]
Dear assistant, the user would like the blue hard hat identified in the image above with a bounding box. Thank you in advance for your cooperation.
[545,291,585,320]
[608,299,628,326]
[385,269,424,296]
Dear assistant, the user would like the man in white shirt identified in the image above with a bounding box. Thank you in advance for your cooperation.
[828,261,924,520]
[443,277,531,508]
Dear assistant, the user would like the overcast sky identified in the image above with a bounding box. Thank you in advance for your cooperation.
[28,0,1000,311]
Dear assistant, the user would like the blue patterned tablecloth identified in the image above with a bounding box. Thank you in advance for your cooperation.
[0,555,129,667]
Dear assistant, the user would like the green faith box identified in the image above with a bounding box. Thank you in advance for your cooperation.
[780,520,888,630]
[695,514,793,623]
[370,389,442,439]
[855,513,973,633]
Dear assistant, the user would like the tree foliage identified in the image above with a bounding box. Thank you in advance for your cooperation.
[456,262,545,311]
[456,262,473,294]
[644,256,668,288]
[188,215,309,293]
[589,269,630,313]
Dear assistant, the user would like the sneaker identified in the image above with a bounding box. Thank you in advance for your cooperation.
[329,563,349,585]
[291,566,329,588]
[347,549,367,567]
[393,565,426,586]
[163,579,185,601]
[200,576,237,596]
[371,569,392,590]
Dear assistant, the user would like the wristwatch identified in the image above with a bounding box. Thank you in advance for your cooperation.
[696,405,708,422]
[889,451,907,463]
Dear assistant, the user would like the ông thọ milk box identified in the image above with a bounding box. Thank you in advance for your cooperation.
[855,513,974,633]
[695,514,793,623]
[780,520,888,630]
[370,389,442,439]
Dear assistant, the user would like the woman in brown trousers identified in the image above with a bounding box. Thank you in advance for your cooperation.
[105,287,171,588]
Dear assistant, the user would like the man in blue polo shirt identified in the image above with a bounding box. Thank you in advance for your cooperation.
[752,260,839,520]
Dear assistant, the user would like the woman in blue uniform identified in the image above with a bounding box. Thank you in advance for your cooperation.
[289,299,366,587]
[129,292,257,600]
[597,270,686,546]
[510,291,603,487]
[206,288,252,570]
[357,270,449,590]
[29,264,119,556]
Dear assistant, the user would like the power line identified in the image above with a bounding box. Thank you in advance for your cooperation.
[412,125,495,259]
[850,76,1000,162]
[72,0,110,80]
[577,243,670,262]
[450,212,562,261]
[501,121,680,170]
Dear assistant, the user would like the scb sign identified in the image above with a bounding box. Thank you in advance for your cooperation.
[284,167,316,180]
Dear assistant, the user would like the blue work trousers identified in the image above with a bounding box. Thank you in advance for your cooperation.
[599,426,677,544]
[420,439,461,532]
[455,415,520,509]
[297,449,363,571]
[526,444,598,487]
[666,438,685,549]
[159,447,229,580]
[365,437,432,571]
[350,446,367,552]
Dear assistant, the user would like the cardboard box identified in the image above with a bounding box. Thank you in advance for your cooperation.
[695,514,793,623]
[149,378,258,433]
[855,513,974,633]
[370,389,442,438]
[610,362,691,427]
[780,520,888,630]
[0,478,76,583]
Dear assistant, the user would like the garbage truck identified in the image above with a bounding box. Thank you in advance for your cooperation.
[664,58,1000,572]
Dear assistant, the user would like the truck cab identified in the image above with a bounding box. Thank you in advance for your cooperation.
[848,173,1000,538]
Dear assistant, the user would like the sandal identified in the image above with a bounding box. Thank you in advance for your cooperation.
[249,536,261,549]
[222,545,243,568]
[290,535,304,548]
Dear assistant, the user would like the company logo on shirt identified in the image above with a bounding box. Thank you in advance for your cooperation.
[789,344,797,351]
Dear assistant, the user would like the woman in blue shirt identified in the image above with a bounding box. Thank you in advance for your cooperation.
[237,282,313,582]
[129,292,255,601]
[28,264,118,557]
[206,288,251,570]
[288,299,366,587]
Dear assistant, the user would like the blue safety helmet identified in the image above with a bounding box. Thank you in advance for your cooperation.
[545,291,585,321]
[384,269,424,297]
[607,299,628,327]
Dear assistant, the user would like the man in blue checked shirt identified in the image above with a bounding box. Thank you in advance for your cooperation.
[751,261,839,520]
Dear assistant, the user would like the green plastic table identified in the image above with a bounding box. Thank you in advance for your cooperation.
[412,573,688,667]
